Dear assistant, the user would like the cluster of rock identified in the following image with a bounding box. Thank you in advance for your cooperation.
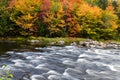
[79,39,120,49]
[57,39,120,49]
[28,39,120,49]
[50,41,65,45]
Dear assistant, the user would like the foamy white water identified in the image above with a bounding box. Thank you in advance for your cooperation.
[1,46,120,80]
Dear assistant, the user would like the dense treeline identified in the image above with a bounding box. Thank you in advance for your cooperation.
[0,0,120,39]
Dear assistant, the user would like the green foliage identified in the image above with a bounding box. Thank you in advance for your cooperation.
[43,12,66,37]
[0,65,13,80]
[50,0,60,13]
[85,0,112,10]
[0,0,11,36]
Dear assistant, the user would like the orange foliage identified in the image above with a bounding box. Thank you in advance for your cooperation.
[105,4,115,13]
[9,0,16,7]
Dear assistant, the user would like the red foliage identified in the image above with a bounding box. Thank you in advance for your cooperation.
[60,0,82,11]
[37,12,46,19]
[41,0,51,11]
[9,0,16,7]
[66,18,72,22]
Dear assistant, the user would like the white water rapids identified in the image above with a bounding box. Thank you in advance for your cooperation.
[1,46,120,80]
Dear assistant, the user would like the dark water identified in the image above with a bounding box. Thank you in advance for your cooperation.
[0,42,19,54]
[0,41,41,55]
[0,41,41,66]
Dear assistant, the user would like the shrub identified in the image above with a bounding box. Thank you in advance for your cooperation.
[0,65,13,80]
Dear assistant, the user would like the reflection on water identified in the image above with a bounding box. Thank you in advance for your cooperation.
[0,41,41,57]
[0,42,19,56]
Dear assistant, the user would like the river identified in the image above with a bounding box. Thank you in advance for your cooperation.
[0,42,120,80]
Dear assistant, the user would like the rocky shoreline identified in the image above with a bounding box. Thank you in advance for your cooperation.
[78,39,120,49]
[0,38,120,49]
[28,39,120,49]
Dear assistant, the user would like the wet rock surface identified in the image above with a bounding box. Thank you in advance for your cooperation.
[0,46,120,80]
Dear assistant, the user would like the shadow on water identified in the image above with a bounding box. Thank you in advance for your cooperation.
[0,42,19,56]
[0,41,44,57]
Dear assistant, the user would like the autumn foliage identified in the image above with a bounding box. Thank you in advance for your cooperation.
[0,0,120,39]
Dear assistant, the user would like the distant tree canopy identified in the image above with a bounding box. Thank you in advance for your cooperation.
[0,0,120,40]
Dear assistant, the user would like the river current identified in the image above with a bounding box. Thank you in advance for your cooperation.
[0,44,120,80]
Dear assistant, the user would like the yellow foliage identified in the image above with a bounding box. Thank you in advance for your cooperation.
[105,4,115,13]
[10,0,42,32]
[14,13,36,29]
[14,0,42,14]
[43,6,65,36]
[102,5,118,29]
[77,3,102,19]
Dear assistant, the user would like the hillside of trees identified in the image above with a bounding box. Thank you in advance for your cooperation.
[0,0,120,40]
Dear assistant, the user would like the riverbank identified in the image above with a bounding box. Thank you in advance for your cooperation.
[0,37,85,46]
[0,37,120,49]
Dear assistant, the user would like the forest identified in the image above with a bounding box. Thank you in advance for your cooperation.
[0,0,120,40]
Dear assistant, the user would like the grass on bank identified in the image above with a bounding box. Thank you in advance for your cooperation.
[0,36,120,46]
[0,37,86,46]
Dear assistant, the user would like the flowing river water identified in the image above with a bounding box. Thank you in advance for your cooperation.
[0,42,120,80]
